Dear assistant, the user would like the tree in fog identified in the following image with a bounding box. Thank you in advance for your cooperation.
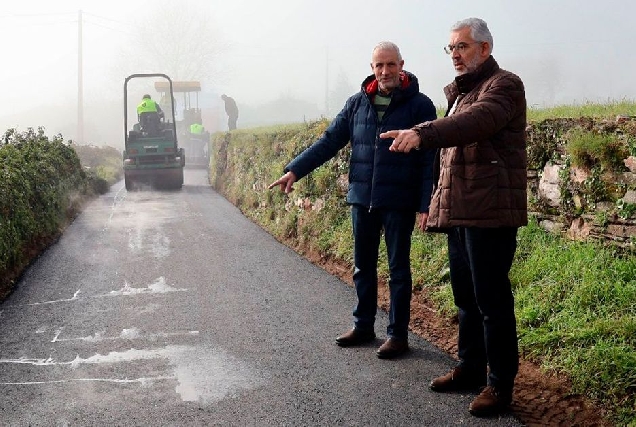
[328,68,355,118]
[120,0,225,81]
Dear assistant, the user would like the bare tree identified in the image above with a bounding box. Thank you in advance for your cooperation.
[120,0,226,81]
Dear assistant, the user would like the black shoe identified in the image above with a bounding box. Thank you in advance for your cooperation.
[376,337,409,359]
[469,386,513,417]
[429,366,486,392]
[335,328,376,347]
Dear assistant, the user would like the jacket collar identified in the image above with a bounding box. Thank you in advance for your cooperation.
[456,56,498,93]
[363,71,411,95]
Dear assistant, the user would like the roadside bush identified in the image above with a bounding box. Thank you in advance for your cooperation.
[566,128,629,170]
[0,128,91,297]
[72,144,122,194]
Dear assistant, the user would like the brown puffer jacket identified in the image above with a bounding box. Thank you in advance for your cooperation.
[414,56,527,229]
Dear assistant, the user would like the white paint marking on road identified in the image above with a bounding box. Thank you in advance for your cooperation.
[0,356,57,366]
[0,345,264,404]
[51,328,64,343]
[3,278,185,309]
[1,376,175,386]
[106,186,127,226]
[106,277,187,297]
[52,328,199,343]
[24,289,81,307]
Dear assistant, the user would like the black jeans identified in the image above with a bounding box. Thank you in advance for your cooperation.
[351,205,415,340]
[447,226,519,391]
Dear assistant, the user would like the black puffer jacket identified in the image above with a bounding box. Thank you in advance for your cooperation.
[285,71,437,212]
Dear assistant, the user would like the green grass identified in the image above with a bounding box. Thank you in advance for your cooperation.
[566,128,629,170]
[528,99,636,122]
[407,219,636,424]
[513,219,636,423]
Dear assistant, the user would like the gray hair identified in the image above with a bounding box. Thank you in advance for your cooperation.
[451,18,493,54]
[372,41,402,61]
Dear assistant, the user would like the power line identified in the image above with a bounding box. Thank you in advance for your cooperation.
[0,12,75,18]
[82,11,133,27]
[83,18,132,35]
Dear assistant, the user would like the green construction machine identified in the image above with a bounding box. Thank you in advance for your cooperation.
[122,73,185,191]
[155,80,210,168]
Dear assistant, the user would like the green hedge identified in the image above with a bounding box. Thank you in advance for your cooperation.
[0,128,91,295]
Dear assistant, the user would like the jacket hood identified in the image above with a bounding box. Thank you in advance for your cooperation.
[361,70,420,102]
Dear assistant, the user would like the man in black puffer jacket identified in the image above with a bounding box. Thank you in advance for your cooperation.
[269,41,436,359]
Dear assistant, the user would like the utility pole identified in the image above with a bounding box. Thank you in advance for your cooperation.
[325,46,329,117]
[77,9,84,144]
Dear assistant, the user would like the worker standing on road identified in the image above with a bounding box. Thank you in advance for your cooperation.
[221,94,239,131]
[269,41,437,360]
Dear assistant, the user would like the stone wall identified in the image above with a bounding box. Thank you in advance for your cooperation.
[527,117,636,246]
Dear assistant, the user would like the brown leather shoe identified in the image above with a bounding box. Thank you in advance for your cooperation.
[375,337,409,359]
[429,366,486,392]
[335,328,376,347]
[469,386,512,417]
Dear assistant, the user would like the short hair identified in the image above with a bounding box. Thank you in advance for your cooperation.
[451,18,494,53]
[142,94,151,99]
[372,41,402,62]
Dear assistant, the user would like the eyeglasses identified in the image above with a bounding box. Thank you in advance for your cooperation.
[444,42,480,55]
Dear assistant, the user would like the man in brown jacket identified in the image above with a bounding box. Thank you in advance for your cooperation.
[380,17,527,417]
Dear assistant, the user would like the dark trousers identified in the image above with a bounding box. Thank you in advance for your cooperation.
[447,226,519,390]
[351,205,415,339]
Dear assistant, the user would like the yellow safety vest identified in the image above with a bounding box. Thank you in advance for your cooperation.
[137,99,159,115]
[190,123,204,134]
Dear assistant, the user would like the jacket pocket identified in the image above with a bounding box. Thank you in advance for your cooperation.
[449,163,498,220]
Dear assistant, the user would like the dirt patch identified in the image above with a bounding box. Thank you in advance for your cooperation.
[304,249,612,427]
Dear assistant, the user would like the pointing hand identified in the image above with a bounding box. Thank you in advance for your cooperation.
[268,171,297,194]
[380,129,422,153]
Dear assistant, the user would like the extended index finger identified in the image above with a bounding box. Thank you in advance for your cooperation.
[379,130,400,139]
[267,179,282,190]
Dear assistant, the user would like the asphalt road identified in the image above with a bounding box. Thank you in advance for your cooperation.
[0,168,521,426]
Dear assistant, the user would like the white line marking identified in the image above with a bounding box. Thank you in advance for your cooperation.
[52,328,199,343]
[3,277,187,309]
[0,346,265,403]
[106,277,187,296]
[25,289,81,306]
[51,328,64,343]
[1,376,175,386]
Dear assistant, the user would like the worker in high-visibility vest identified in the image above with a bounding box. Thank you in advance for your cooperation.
[137,94,164,120]
[136,94,165,135]
[190,123,205,134]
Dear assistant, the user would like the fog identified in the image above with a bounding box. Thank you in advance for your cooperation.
[1,0,635,148]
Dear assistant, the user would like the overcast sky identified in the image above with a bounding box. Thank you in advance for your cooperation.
[0,0,634,142]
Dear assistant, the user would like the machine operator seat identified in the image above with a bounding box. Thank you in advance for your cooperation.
[139,111,162,137]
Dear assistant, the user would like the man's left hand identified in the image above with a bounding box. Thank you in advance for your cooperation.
[380,129,421,153]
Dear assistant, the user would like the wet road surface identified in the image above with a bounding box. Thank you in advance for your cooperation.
[0,168,521,426]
